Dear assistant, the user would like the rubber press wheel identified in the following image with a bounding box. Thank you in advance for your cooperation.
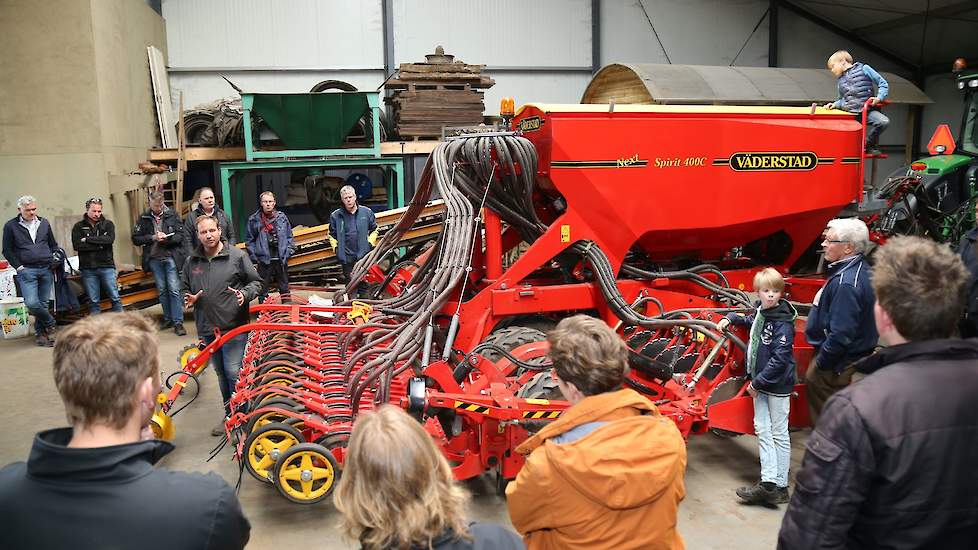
[244,422,303,483]
[272,442,340,504]
[177,344,201,368]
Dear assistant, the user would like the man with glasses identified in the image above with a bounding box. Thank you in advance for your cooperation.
[71,198,123,315]
[2,195,60,347]
[804,218,878,422]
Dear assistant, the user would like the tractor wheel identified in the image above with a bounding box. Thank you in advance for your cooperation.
[244,422,304,483]
[480,326,547,362]
[517,371,563,433]
[272,442,340,504]
[516,371,562,401]
[480,326,550,376]
[177,344,201,368]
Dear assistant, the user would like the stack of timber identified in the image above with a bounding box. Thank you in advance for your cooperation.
[385,46,494,140]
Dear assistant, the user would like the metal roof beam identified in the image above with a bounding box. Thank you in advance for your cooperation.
[780,1,919,73]
[852,0,978,34]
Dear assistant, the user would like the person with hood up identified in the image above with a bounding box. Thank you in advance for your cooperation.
[506,315,687,550]
[717,267,797,506]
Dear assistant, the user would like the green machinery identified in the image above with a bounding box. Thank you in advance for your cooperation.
[219,91,405,235]
[875,63,978,246]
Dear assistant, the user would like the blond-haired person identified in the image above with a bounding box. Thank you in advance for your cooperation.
[334,405,524,550]
[506,315,686,550]
[0,313,250,550]
[717,268,797,506]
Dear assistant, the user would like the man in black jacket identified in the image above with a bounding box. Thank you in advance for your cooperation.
[182,215,263,435]
[71,198,122,315]
[0,312,250,550]
[132,192,187,335]
[183,186,235,253]
[779,236,978,549]
[2,195,59,346]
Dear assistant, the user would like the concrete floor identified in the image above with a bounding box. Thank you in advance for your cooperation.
[0,306,808,549]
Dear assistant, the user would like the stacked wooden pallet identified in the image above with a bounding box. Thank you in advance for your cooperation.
[385,47,494,140]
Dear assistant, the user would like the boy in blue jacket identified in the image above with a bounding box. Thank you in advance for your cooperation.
[718,267,797,506]
[823,50,890,154]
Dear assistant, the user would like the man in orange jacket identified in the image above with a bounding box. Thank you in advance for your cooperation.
[506,315,687,550]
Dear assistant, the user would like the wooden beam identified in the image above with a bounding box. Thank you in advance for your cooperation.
[147,140,439,162]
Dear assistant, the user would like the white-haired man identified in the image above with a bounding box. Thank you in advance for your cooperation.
[2,195,59,346]
[804,218,878,421]
[328,185,377,295]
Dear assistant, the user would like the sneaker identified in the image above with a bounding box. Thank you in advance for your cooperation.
[45,325,58,343]
[775,486,790,504]
[159,319,173,330]
[211,423,226,437]
[174,323,187,336]
[736,482,778,505]
[864,146,882,156]
[35,333,53,348]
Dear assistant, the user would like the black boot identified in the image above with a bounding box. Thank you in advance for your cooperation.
[736,482,778,505]
[775,486,790,504]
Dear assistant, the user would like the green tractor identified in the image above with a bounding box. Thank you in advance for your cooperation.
[870,59,978,248]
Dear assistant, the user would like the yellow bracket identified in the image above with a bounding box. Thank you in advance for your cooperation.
[349,301,373,325]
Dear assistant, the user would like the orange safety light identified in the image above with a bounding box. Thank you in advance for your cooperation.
[927,124,956,156]
[910,162,927,171]
[500,97,515,117]
[953,58,968,73]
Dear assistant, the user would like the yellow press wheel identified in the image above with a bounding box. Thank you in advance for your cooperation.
[149,410,175,441]
[177,344,201,369]
[272,442,339,504]
[244,422,303,483]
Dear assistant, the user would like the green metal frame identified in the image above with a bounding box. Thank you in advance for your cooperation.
[219,158,405,236]
[242,92,383,161]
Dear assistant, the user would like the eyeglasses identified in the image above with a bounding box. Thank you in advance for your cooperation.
[822,239,850,244]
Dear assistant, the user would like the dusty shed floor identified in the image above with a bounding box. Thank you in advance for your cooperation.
[0,306,807,549]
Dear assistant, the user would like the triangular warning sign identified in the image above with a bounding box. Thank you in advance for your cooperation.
[927,124,956,155]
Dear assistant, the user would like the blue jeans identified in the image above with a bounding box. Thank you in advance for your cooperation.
[754,392,791,487]
[148,257,183,324]
[16,266,55,334]
[80,267,123,315]
[203,333,248,416]
[865,109,889,146]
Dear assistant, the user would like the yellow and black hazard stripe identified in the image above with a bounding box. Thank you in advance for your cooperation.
[522,410,562,419]
[453,401,491,414]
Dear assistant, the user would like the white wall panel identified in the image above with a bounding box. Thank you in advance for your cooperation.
[601,0,769,67]
[162,0,383,69]
[483,72,593,113]
[392,0,592,67]
[170,70,387,110]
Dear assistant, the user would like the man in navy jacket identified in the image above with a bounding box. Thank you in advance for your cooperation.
[245,191,295,302]
[328,185,377,296]
[2,195,59,346]
[804,218,878,422]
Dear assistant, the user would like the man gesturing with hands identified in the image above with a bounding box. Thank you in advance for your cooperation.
[181,215,263,436]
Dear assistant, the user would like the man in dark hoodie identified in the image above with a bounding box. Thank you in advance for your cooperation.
[2,195,59,346]
[718,267,797,506]
[0,312,250,550]
[182,215,263,436]
[71,197,123,315]
[779,236,978,549]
